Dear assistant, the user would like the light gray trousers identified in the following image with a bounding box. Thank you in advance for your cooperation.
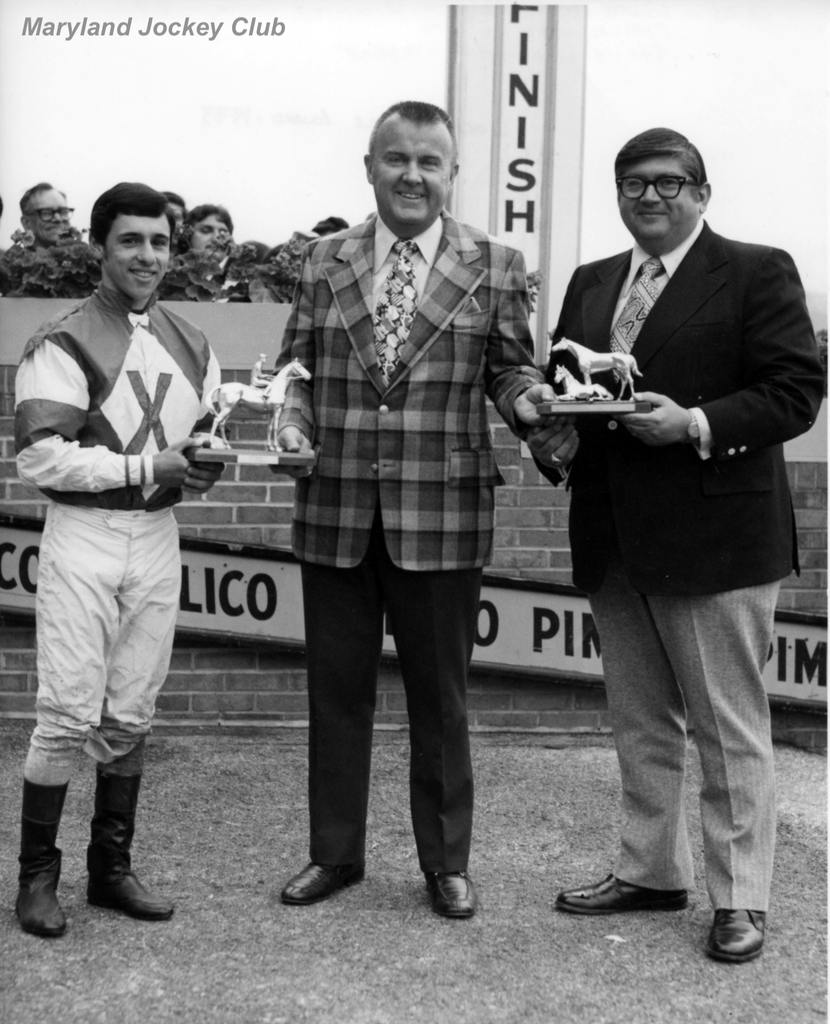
[590,556,779,911]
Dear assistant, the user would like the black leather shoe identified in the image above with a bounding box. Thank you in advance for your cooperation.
[706,909,766,963]
[280,862,364,905]
[555,873,688,915]
[425,872,478,919]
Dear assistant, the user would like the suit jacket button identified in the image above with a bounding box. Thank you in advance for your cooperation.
[370,463,378,473]
[727,447,736,456]
[379,404,389,414]
[607,420,618,431]
[739,445,748,453]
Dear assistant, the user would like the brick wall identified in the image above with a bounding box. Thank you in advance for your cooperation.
[2,612,824,749]
[3,361,825,611]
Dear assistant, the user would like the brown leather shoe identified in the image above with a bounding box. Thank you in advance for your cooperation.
[426,872,478,918]
[706,909,766,963]
[555,873,688,915]
[280,862,364,905]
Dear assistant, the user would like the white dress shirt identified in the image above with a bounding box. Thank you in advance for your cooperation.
[614,218,711,458]
[372,216,444,309]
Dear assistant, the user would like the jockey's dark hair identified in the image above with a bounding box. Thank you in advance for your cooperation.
[90,182,174,245]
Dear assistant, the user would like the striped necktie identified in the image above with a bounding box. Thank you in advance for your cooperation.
[610,256,664,355]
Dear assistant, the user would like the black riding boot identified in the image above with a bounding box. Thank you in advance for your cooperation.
[86,771,174,920]
[16,779,69,937]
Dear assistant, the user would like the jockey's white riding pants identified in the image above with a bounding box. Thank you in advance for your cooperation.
[30,501,180,764]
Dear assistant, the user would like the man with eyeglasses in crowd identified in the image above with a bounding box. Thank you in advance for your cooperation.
[19,182,77,248]
[529,127,822,963]
[0,183,85,295]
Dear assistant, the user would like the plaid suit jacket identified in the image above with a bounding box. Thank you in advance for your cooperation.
[277,213,541,569]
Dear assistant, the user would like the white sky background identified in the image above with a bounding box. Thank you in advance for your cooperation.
[0,0,826,316]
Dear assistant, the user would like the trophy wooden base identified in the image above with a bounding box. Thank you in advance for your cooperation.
[186,447,316,469]
[537,399,652,416]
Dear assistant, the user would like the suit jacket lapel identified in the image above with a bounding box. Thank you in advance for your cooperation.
[632,224,728,370]
[391,215,486,383]
[323,222,385,391]
[581,254,629,351]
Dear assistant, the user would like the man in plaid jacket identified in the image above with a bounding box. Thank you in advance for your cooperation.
[275,100,574,918]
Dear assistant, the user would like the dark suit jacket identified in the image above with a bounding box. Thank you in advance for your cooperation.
[541,222,824,595]
[277,213,540,570]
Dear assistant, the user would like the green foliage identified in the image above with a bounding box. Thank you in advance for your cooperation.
[156,248,231,302]
[0,231,539,313]
[248,233,307,303]
[0,228,101,297]
[0,228,309,304]
[157,234,308,303]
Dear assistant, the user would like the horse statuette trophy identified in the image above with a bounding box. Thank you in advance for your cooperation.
[187,355,316,470]
[537,337,652,416]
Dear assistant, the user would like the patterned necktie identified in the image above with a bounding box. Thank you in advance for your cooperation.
[610,256,664,355]
[374,239,418,383]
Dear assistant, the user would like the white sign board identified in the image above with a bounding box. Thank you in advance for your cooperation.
[448,5,587,359]
[1,518,824,707]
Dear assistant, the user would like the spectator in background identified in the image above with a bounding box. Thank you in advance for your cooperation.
[0,184,99,298]
[182,204,234,257]
[19,183,77,249]
[311,216,349,237]
[161,204,272,303]
[162,191,187,247]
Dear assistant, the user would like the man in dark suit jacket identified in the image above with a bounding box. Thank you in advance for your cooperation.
[275,100,559,918]
[529,127,823,962]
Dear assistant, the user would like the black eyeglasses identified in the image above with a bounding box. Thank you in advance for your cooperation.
[616,177,691,200]
[28,207,74,223]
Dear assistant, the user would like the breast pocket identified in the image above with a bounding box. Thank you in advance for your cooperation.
[452,308,491,332]
[447,309,491,382]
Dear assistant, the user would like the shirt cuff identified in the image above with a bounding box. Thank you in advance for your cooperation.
[689,407,712,460]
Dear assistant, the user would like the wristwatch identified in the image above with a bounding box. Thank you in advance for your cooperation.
[686,409,701,444]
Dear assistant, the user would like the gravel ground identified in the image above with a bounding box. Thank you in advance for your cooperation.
[0,720,825,1024]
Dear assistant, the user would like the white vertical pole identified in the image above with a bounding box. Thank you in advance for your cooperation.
[447,4,587,362]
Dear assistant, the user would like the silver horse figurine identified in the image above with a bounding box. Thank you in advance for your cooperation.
[552,364,613,401]
[206,358,311,451]
[550,337,642,400]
